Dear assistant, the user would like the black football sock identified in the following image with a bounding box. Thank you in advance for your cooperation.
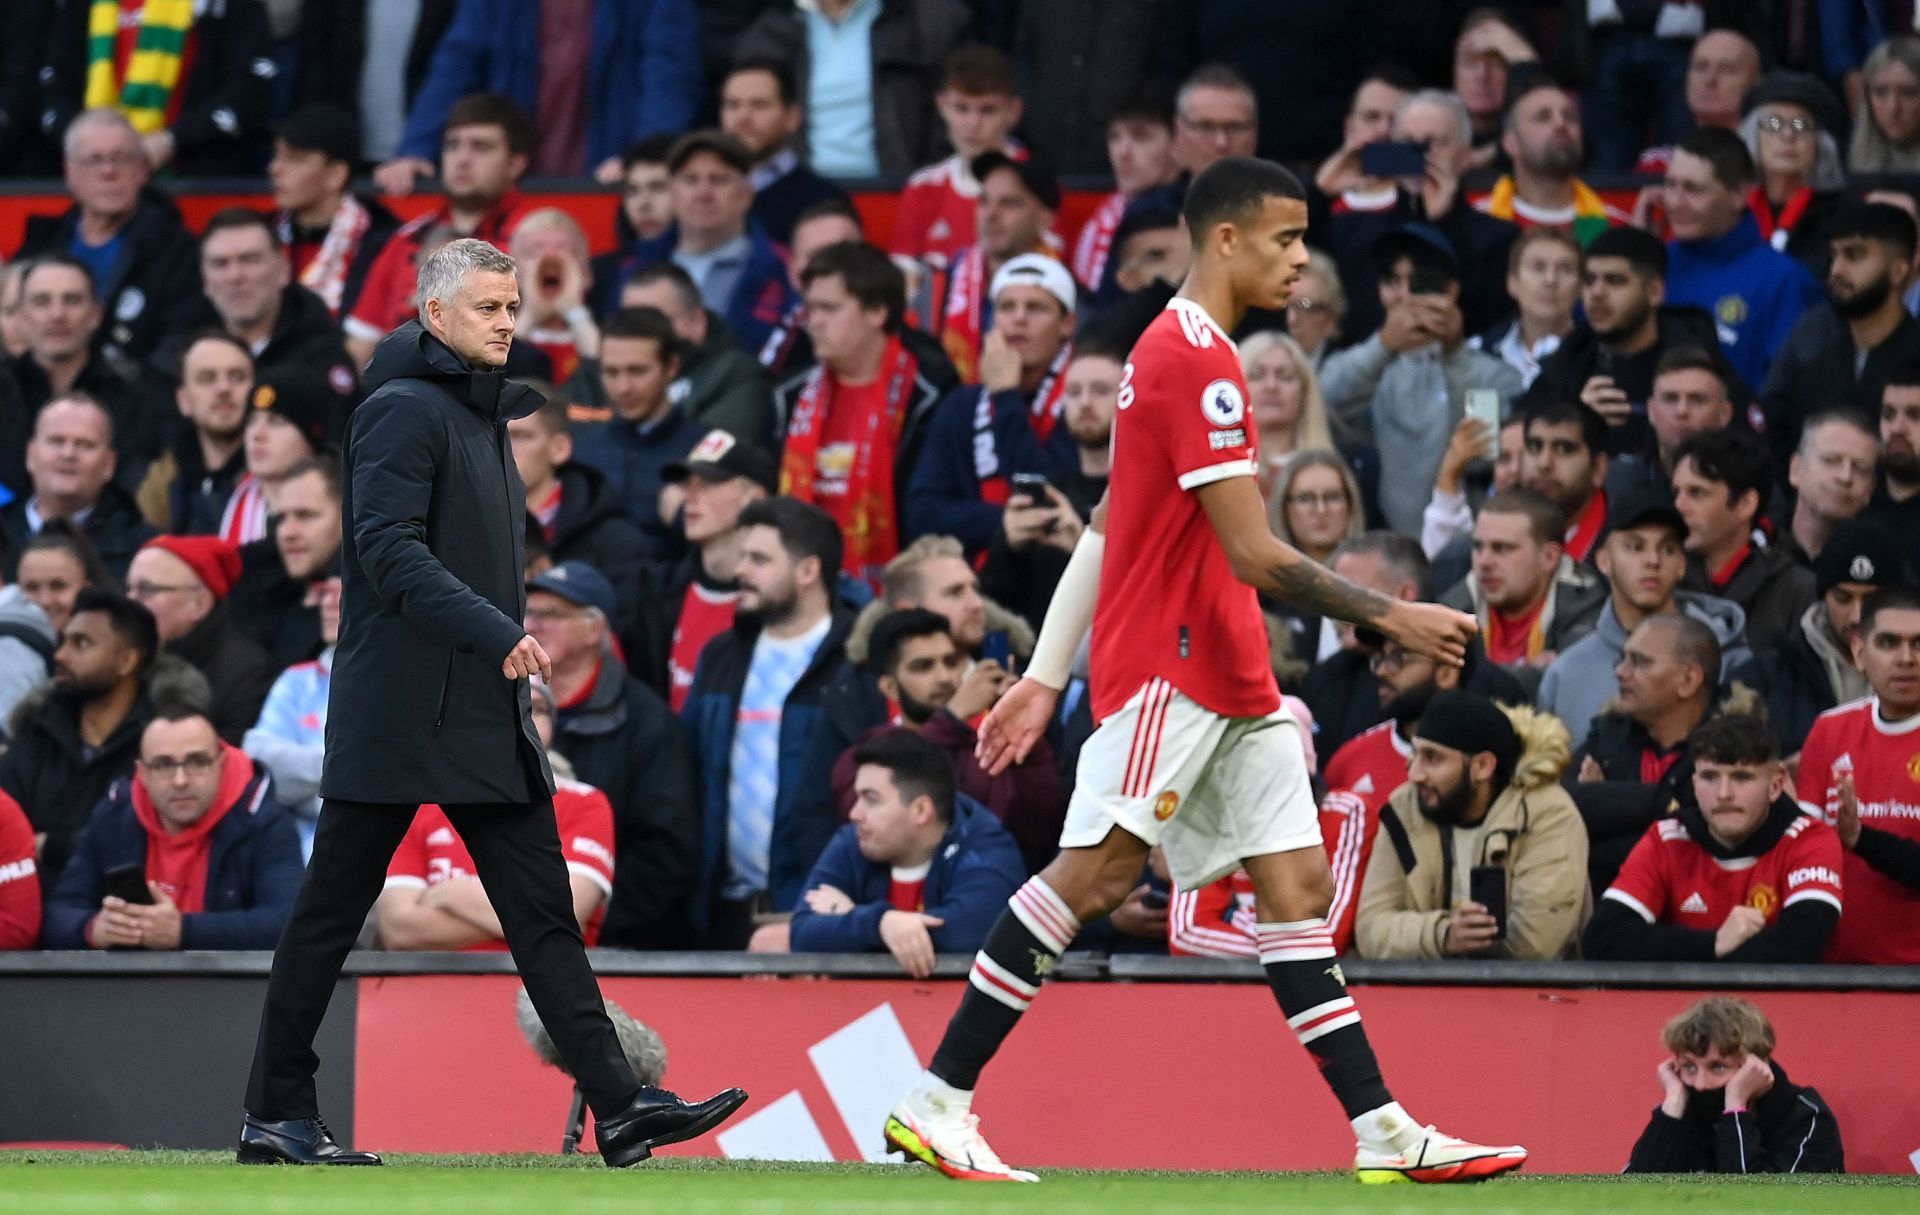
[927,877,1080,1092]
[1257,919,1393,1120]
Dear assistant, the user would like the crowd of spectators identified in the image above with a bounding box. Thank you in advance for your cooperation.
[0,2,1917,994]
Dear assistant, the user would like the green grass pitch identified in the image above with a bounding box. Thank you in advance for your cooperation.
[1,1153,1916,1215]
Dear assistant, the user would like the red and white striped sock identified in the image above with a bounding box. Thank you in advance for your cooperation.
[928,877,1081,1090]
[1256,919,1392,1120]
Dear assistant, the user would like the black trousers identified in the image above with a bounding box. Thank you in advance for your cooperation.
[246,797,641,1122]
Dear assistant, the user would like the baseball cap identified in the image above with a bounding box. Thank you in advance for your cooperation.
[661,429,780,493]
[250,368,332,453]
[526,561,618,620]
[274,104,361,167]
[990,253,1076,312]
[971,151,1062,212]
[1605,483,1686,539]
[1371,222,1459,277]
[1814,520,1906,596]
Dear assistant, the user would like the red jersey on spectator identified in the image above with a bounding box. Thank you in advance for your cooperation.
[343,193,530,347]
[893,154,999,271]
[1322,720,1413,947]
[383,781,616,948]
[0,789,40,950]
[1795,698,1920,963]
[1602,814,1843,934]
[668,582,739,711]
[525,326,580,384]
[1090,298,1274,721]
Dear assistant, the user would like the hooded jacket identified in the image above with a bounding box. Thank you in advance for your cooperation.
[1681,541,1816,656]
[568,405,706,560]
[553,653,699,949]
[1760,303,1920,477]
[0,685,152,894]
[905,377,1086,556]
[168,601,279,747]
[1756,601,1868,758]
[789,795,1026,956]
[18,189,201,364]
[1439,556,1609,692]
[1626,1059,1844,1175]
[1537,592,1753,752]
[1355,704,1589,960]
[543,460,652,632]
[0,586,55,739]
[42,748,301,950]
[324,322,552,805]
[1664,215,1821,390]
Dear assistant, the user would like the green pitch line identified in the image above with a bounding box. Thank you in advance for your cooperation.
[0,1153,1914,1215]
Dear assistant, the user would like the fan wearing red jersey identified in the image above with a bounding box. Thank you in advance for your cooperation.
[0,789,41,950]
[1586,713,1842,962]
[1795,587,1920,964]
[884,157,1524,1186]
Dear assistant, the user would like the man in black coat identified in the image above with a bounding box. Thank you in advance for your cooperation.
[242,240,744,1169]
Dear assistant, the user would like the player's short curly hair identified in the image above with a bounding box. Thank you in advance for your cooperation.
[1662,996,1775,1060]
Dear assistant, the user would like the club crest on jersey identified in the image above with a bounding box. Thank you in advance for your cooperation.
[1201,379,1245,427]
[1745,884,1777,915]
[1154,790,1180,821]
[1906,751,1920,783]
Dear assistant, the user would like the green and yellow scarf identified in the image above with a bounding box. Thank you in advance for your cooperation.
[84,0,195,134]
[1483,176,1616,248]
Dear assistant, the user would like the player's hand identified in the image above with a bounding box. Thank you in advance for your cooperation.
[1577,754,1605,783]
[503,634,553,681]
[1381,601,1476,668]
[1443,901,1500,955]
[1723,1052,1776,1107]
[979,331,1022,393]
[1581,375,1632,427]
[1834,771,1862,849]
[1657,1057,1688,1118]
[1436,418,1492,495]
[804,885,855,915]
[1108,884,1169,941]
[1714,905,1766,957]
[375,157,435,197]
[975,677,1060,775]
[880,910,944,979]
[949,659,1014,723]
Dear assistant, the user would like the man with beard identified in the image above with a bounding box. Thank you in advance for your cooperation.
[1568,614,1738,895]
[682,497,855,947]
[147,333,254,536]
[1586,712,1842,964]
[1477,78,1626,247]
[0,589,158,893]
[1760,202,1920,479]
[1354,690,1587,961]
[1755,521,1902,758]
[1864,362,1920,564]
[1627,996,1843,1174]
[1439,489,1607,686]
[1519,401,1611,566]
[1522,227,1746,460]
[1781,413,1879,565]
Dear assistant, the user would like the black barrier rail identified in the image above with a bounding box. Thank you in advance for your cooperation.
[3,949,1918,991]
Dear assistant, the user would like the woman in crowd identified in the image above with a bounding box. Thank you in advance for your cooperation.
[16,520,112,637]
[1739,73,1847,280]
[1286,248,1346,368]
[1241,330,1380,523]
[1264,449,1365,667]
[1849,36,1920,175]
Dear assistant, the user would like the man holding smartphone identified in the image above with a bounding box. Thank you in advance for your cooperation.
[1353,690,1589,960]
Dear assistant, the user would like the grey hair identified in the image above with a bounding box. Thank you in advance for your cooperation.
[1737,108,1846,191]
[415,237,516,323]
[63,108,140,162]
[1396,89,1473,149]
[1177,63,1257,116]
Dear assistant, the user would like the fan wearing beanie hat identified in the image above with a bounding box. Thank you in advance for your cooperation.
[1758,518,1908,754]
[128,536,279,744]
[1355,690,1588,960]
[223,370,334,546]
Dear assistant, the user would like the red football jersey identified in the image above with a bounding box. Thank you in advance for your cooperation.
[384,782,617,948]
[1090,298,1276,721]
[668,582,739,712]
[1321,721,1411,949]
[1795,697,1920,963]
[0,789,40,950]
[891,156,982,270]
[1603,814,1843,935]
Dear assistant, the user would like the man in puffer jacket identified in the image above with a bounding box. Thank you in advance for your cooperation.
[1355,691,1588,961]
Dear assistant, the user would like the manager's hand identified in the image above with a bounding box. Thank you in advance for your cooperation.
[504,635,553,681]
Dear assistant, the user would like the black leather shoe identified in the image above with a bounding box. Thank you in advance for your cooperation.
[236,1114,383,1165]
[597,1085,749,1168]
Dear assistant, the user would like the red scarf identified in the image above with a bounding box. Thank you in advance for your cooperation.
[279,194,372,318]
[1565,489,1608,563]
[131,744,256,914]
[1749,186,1813,252]
[1484,594,1549,665]
[219,474,269,546]
[781,335,919,586]
[973,341,1072,506]
[939,246,988,383]
[1709,542,1752,590]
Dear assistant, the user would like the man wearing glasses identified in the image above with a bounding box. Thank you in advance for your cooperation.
[41,699,303,951]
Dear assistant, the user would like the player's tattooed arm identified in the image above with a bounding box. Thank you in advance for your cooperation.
[1259,550,1393,626]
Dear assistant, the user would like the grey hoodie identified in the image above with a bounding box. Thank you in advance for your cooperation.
[0,586,54,739]
[1536,591,1752,751]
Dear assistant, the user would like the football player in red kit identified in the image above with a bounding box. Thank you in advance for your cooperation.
[882,157,1526,1185]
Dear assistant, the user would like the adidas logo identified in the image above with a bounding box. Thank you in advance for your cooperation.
[1354,775,1374,794]
[1681,892,1709,914]
[1834,753,1854,773]
[426,827,455,846]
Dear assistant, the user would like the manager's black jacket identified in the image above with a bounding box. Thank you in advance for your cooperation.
[322,322,552,805]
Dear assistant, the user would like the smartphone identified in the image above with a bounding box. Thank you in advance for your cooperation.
[1469,864,1507,939]
[104,863,155,906]
[1009,472,1051,505]
[1465,389,1502,457]
[1140,889,1170,912]
[1360,140,1428,180]
[981,629,1011,669]
[1409,266,1452,297]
